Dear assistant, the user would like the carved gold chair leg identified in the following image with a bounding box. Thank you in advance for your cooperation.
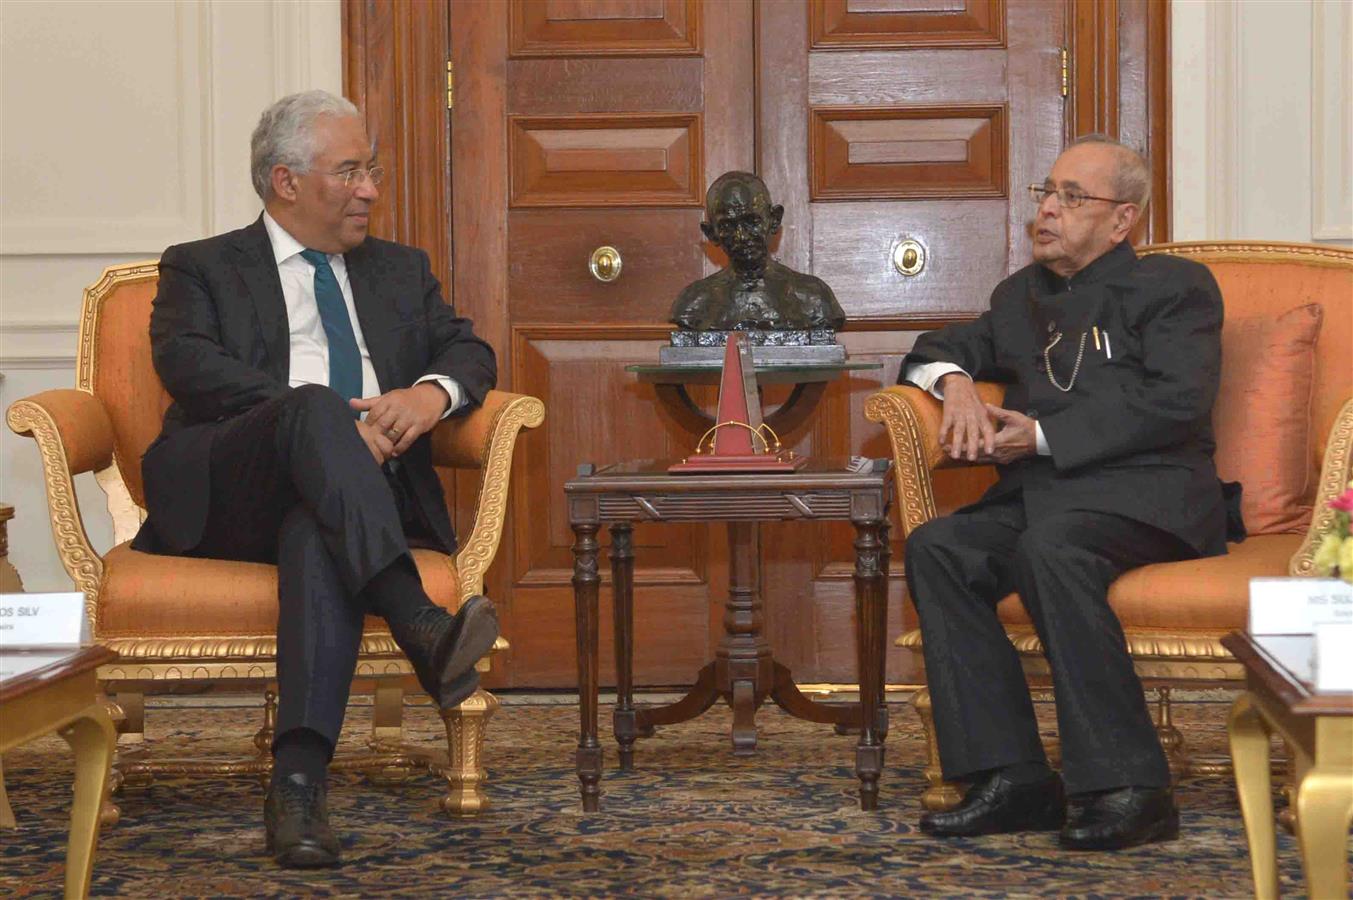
[438,688,498,816]
[364,682,420,785]
[913,689,963,812]
[1153,686,1189,781]
[113,692,145,744]
[251,688,277,789]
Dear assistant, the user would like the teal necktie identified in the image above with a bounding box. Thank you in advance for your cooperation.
[299,249,362,417]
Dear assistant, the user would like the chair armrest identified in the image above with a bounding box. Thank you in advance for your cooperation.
[864,382,1007,538]
[1291,393,1353,577]
[432,390,545,599]
[5,389,114,596]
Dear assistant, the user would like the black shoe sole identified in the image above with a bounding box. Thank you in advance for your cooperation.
[920,809,1066,838]
[438,667,481,710]
[438,596,499,688]
[1060,809,1180,851]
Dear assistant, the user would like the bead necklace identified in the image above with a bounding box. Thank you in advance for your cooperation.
[1044,331,1087,392]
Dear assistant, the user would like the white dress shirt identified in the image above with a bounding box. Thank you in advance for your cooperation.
[262,211,464,418]
[905,360,1051,456]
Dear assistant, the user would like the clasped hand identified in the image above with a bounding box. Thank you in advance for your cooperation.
[937,373,1037,465]
[351,382,449,464]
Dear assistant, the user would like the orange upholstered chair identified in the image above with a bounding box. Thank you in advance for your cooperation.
[865,242,1353,810]
[6,261,544,821]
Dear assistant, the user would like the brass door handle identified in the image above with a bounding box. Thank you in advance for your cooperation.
[892,238,925,276]
[589,246,622,283]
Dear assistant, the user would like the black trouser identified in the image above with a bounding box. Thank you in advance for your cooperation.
[904,497,1191,794]
[188,385,424,748]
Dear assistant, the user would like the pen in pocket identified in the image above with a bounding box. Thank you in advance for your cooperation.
[1103,331,1112,359]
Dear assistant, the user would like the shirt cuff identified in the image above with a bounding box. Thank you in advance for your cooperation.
[905,361,970,399]
[415,374,466,419]
[1035,421,1050,456]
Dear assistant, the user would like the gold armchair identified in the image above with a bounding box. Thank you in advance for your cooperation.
[6,261,544,821]
[865,242,1353,810]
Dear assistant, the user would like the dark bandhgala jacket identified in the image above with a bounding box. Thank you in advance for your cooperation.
[132,216,497,557]
[901,240,1228,557]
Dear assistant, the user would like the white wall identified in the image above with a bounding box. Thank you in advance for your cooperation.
[1172,0,1353,244]
[0,0,341,590]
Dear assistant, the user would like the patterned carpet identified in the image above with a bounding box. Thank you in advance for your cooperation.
[0,691,1325,898]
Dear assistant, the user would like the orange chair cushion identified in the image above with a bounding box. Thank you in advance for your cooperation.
[995,534,1301,631]
[1212,303,1323,534]
[97,543,461,638]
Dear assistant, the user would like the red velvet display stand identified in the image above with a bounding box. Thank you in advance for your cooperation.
[668,333,806,474]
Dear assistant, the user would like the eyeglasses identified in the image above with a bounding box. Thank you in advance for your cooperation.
[326,166,386,188]
[1027,184,1131,209]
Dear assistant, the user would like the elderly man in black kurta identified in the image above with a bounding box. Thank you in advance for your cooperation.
[901,135,1226,850]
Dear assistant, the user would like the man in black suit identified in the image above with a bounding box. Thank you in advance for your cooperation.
[901,135,1227,850]
[132,91,499,867]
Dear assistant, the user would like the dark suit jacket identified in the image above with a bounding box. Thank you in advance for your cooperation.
[901,241,1228,557]
[132,216,497,557]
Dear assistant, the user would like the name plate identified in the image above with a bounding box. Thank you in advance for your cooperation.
[0,593,88,647]
[1248,578,1353,635]
[1314,623,1353,692]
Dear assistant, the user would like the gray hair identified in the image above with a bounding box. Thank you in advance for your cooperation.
[1067,133,1152,209]
[250,90,361,200]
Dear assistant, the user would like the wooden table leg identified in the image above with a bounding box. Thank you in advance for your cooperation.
[853,516,888,810]
[1228,693,1278,900]
[769,662,860,729]
[1295,716,1353,900]
[59,703,116,900]
[572,521,602,811]
[720,521,773,757]
[637,662,721,729]
[609,522,641,770]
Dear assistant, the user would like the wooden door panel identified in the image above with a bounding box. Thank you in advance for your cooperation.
[509,114,704,207]
[510,0,701,57]
[507,580,714,686]
[810,105,1008,199]
[508,58,704,114]
[810,50,1008,105]
[482,0,750,686]
[810,0,1005,49]
[755,0,1061,683]
[811,200,1008,319]
[508,209,705,323]
[511,328,709,576]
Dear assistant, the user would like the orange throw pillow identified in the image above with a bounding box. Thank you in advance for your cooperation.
[1212,303,1323,535]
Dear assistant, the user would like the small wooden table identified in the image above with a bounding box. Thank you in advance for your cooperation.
[1222,632,1353,900]
[567,458,892,812]
[1,646,117,899]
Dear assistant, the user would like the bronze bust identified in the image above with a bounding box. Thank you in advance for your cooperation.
[670,171,845,332]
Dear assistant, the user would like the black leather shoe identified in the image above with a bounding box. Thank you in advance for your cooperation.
[264,773,341,868]
[919,770,1066,837]
[394,595,498,709]
[1060,786,1179,850]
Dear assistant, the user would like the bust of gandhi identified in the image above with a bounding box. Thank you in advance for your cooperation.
[670,171,845,332]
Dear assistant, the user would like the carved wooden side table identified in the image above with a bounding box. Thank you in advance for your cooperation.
[566,458,892,812]
[1,646,117,899]
[1223,631,1353,900]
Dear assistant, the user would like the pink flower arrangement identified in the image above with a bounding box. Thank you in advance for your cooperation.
[1313,480,1353,584]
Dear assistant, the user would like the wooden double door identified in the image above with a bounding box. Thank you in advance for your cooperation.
[346,0,1166,688]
